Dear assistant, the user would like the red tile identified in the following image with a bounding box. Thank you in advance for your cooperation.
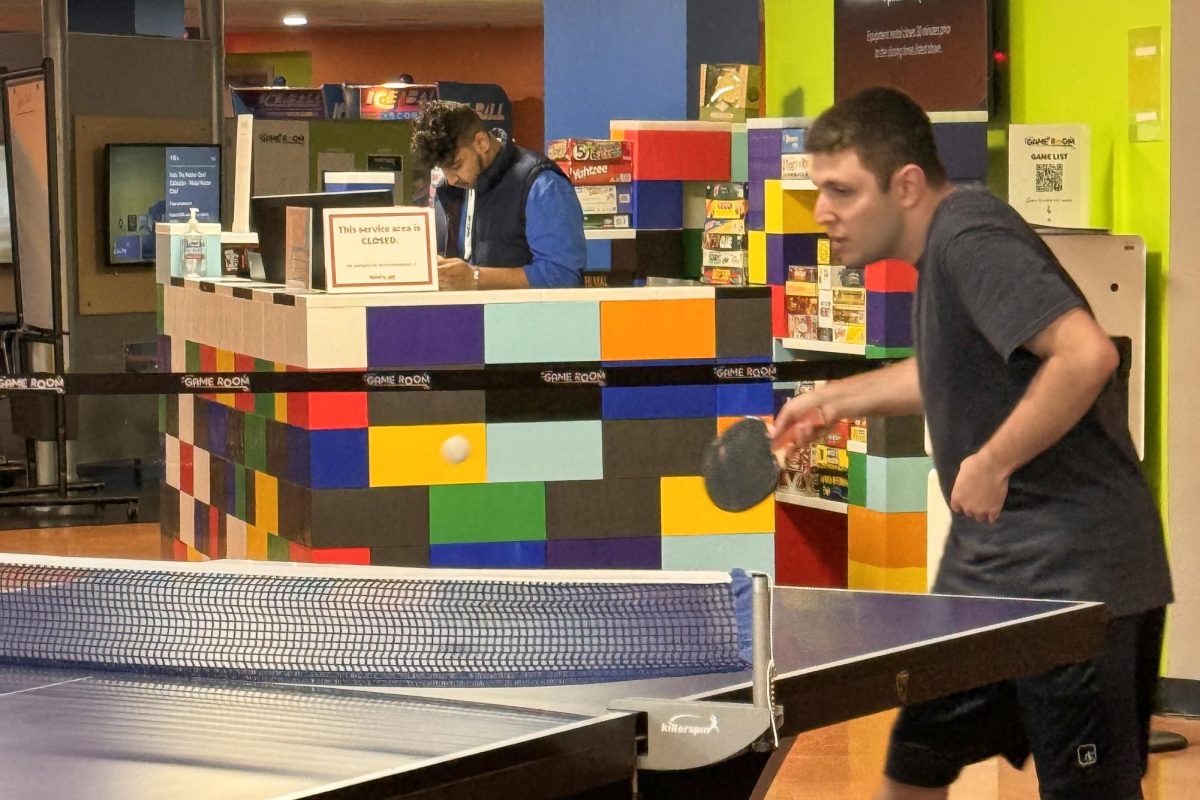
[771,285,788,338]
[312,547,372,566]
[774,502,848,588]
[288,541,312,563]
[179,442,194,496]
[307,392,368,430]
[864,259,918,293]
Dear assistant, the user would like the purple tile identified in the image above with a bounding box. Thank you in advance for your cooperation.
[867,291,913,347]
[748,182,764,231]
[748,129,783,183]
[547,537,662,569]
[367,305,485,368]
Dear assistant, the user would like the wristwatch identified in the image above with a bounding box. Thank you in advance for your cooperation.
[472,267,480,289]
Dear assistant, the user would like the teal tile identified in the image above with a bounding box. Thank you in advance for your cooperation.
[731,127,748,183]
[661,534,774,577]
[484,302,601,364]
[486,421,603,482]
[865,455,931,513]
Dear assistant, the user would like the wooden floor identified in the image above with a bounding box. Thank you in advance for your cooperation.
[3,523,1198,799]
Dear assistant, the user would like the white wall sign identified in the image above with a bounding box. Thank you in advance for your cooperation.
[1008,124,1092,229]
[322,206,438,293]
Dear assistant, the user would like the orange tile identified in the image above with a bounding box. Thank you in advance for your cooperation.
[600,299,716,361]
[847,505,926,568]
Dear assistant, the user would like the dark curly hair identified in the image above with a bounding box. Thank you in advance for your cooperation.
[807,87,947,190]
[411,101,486,168]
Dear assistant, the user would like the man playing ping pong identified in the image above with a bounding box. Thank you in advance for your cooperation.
[771,88,1172,800]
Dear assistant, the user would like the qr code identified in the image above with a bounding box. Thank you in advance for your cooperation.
[1035,163,1064,193]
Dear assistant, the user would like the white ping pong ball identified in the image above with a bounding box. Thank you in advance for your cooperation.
[440,434,471,464]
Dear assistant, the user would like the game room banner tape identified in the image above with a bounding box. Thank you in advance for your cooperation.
[0,360,883,395]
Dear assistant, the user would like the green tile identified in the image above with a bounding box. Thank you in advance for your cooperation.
[267,532,291,561]
[254,359,276,417]
[185,340,201,372]
[155,283,164,334]
[429,482,546,544]
[848,450,867,507]
[682,228,703,280]
[244,413,266,473]
[484,302,601,364]
[864,345,907,359]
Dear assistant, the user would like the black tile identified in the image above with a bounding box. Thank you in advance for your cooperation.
[865,415,927,457]
[602,417,715,479]
[370,546,431,567]
[716,296,773,359]
[311,486,431,549]
[367,390,486,426]
[277,478,312,546]
[486,386,602,423]
[545,478,661,540]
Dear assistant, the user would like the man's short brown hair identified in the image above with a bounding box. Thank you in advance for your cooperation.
[411,100,486,168]
[807,87,948,190]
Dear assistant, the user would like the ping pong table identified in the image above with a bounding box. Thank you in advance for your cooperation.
[0,585,1103,800]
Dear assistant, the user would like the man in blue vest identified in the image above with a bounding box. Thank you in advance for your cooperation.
[412,101,586,290]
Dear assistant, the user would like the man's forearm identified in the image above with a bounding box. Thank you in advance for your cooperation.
[977,351,1114,477]
[477,266,531,289]
[822,357,923,419]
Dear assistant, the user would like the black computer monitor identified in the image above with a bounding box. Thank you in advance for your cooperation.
[106,143,221,265]
[250,189,395,290]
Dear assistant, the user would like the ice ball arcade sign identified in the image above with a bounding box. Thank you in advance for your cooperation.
[352,84,439,121]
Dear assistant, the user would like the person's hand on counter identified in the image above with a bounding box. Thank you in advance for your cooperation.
[437,257,478,291]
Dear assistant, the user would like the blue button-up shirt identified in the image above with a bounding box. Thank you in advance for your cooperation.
[459,171,586,288]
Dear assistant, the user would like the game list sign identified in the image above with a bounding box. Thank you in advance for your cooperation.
[323,207,438,293]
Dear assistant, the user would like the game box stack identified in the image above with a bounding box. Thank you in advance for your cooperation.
[701,182,750,285]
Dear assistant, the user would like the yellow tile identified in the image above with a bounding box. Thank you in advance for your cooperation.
[661,476,774,536]
[245,523,268,560]
[749,230,767,285]
[215,349,237,407]
[255,472,279,533]
[764,180,822,234]
[369,424,487,487]
[274,393,287,423]
[186,545,209,563]
[848,561,927,593]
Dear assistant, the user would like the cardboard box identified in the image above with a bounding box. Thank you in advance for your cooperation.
[702,248,750,268]
[547,138,632,163]
[704,218,746,235]
[575,184,633,216]
[699,63,762,124]
[706,181,747,200]
[702,231,748,251]
[583,213,632,229]
[702,266,748,286]
[781,128,807,154]
[781,153,813,180]
[705,198,749,219]
[557,160,634,185]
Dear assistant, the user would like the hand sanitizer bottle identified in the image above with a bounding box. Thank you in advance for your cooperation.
[183,208,205,277]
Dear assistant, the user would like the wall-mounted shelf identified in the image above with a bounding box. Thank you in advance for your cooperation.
[779,179,817,191]
[779,337,865,355]
[775,490,849,514]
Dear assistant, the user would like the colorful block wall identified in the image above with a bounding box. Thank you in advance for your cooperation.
[159,279,776,575]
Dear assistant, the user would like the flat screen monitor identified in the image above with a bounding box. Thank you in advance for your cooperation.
[106,143,221,265]
[322,170,397,198]
[0,144,11,264]
[250,189,395,289]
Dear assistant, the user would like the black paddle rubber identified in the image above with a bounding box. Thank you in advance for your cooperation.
[701,416,780,512]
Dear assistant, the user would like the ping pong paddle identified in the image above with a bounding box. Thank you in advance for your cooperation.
[702,417,780,512]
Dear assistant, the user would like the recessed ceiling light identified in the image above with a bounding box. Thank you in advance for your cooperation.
[282,14,308,27]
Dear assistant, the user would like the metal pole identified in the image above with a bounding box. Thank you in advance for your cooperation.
[751,573,772,710]
[199,0,224,146]
[41,1,70,497]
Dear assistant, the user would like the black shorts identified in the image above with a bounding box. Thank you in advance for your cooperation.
[885,607,1165,800]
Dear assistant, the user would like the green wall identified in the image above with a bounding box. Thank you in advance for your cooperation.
[1006,1,1171,510]
[764,0,833,117]
[763,1,1172,510]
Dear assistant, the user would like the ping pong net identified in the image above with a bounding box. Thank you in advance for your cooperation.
[0,554,754,687]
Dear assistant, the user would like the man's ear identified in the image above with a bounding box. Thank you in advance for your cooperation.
[472,130,490,155]
[891,164,928,208]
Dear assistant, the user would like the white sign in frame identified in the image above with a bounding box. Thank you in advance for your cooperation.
[322,206,439,293]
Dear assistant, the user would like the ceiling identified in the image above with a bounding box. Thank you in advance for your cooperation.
[0,0,543,32]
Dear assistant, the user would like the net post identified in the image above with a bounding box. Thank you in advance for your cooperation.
[750,572,772,710]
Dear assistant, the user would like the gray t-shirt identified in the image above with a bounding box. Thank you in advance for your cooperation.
[916,188,1172,618]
